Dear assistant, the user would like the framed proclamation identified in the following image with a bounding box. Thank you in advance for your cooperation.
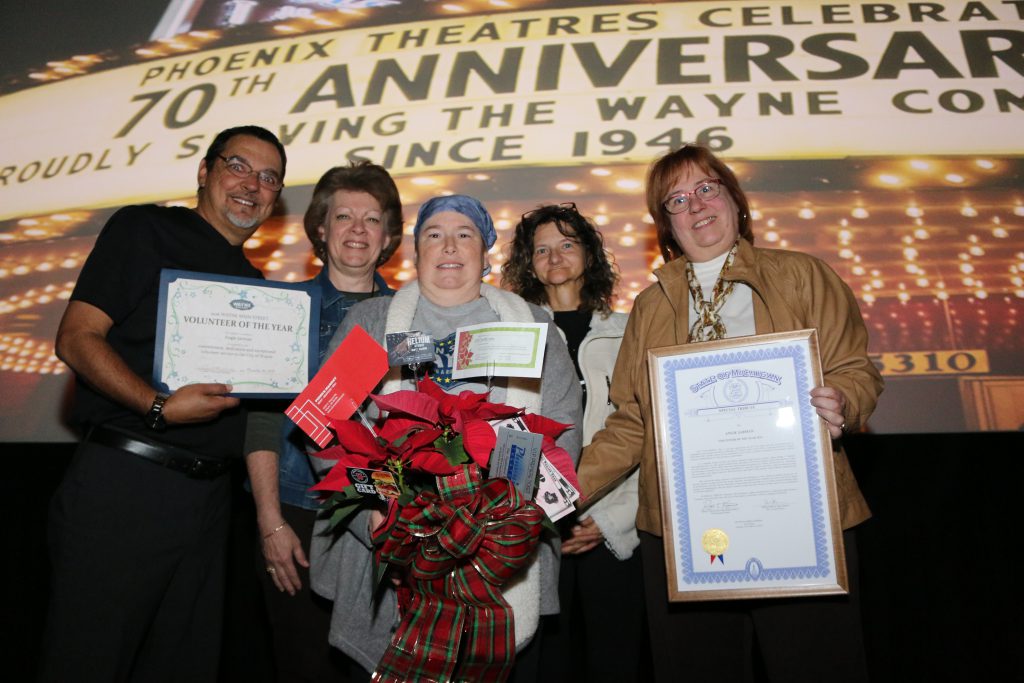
[153,269,320,398]
[648,329,848,602]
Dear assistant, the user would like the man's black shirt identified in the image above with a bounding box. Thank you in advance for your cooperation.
[70,204,261,458]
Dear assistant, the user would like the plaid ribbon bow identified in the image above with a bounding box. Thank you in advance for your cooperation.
[372,466,544,683]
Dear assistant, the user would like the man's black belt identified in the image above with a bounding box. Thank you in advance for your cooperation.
[87,425,233,480]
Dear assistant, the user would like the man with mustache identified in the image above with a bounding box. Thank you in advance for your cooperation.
[41,125,286,683]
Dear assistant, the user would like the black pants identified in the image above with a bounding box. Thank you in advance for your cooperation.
[40,440,231,683]
[641,529,868,683]
[538,544,650,682]
[258,503,364,683]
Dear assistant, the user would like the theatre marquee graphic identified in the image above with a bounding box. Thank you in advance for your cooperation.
[1,0,1022,439]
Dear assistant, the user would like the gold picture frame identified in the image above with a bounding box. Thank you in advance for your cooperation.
[648,329,848,602]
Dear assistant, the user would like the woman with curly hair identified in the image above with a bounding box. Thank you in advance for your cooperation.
[503,203,649,682]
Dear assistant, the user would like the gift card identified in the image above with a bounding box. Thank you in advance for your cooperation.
[370,470,402,498]
[285,325,388,447]
[347,467,401,500]
[490,415,529,434]
[347,467,385,499]
[386,330,435,366]
[535,461,575,522]
[541,454,580,504]
[452,322,547,379]
[491,426,542,497]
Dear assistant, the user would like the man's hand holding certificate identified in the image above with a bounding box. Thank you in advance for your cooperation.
[154,270,320,397]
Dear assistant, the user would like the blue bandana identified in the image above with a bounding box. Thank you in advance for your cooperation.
[413,195,497,250]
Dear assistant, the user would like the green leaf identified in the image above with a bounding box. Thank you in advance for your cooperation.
[372,554,390,592]
[314,485,370,534]
[435,433,470,466]
[323,500,364,534]
[325,484,366,505]
[540,514,559,537]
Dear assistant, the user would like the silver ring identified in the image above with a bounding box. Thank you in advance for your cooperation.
[266,567,276,575]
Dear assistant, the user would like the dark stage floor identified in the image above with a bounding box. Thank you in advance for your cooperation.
[5,432,1024,682]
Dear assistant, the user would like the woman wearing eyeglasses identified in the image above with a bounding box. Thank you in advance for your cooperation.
[502,204,650,682]
[578,144,883,683]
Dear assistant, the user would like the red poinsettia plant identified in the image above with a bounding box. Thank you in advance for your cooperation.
[311,377,574,538]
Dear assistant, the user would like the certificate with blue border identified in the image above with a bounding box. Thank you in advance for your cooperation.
[154,269,320,398]
[648,330,847,602]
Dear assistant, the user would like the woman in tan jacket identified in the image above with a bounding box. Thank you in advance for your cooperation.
[578,144,883,683]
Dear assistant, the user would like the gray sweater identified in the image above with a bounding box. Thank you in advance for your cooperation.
[309,285,582,672]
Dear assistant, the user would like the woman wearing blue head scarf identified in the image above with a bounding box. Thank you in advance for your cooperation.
[307,194,582,680]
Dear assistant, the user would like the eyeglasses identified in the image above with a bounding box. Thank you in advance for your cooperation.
[217,155,283,191]
[662,179,722,214]
[521,202,579,224]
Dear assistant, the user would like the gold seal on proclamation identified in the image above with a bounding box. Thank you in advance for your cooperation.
[701,528,730,556]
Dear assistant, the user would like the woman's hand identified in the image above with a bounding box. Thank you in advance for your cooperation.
[369,507,386,534]
[260,520,309,596]
[810,385,848,440]
[561,516,604,555]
